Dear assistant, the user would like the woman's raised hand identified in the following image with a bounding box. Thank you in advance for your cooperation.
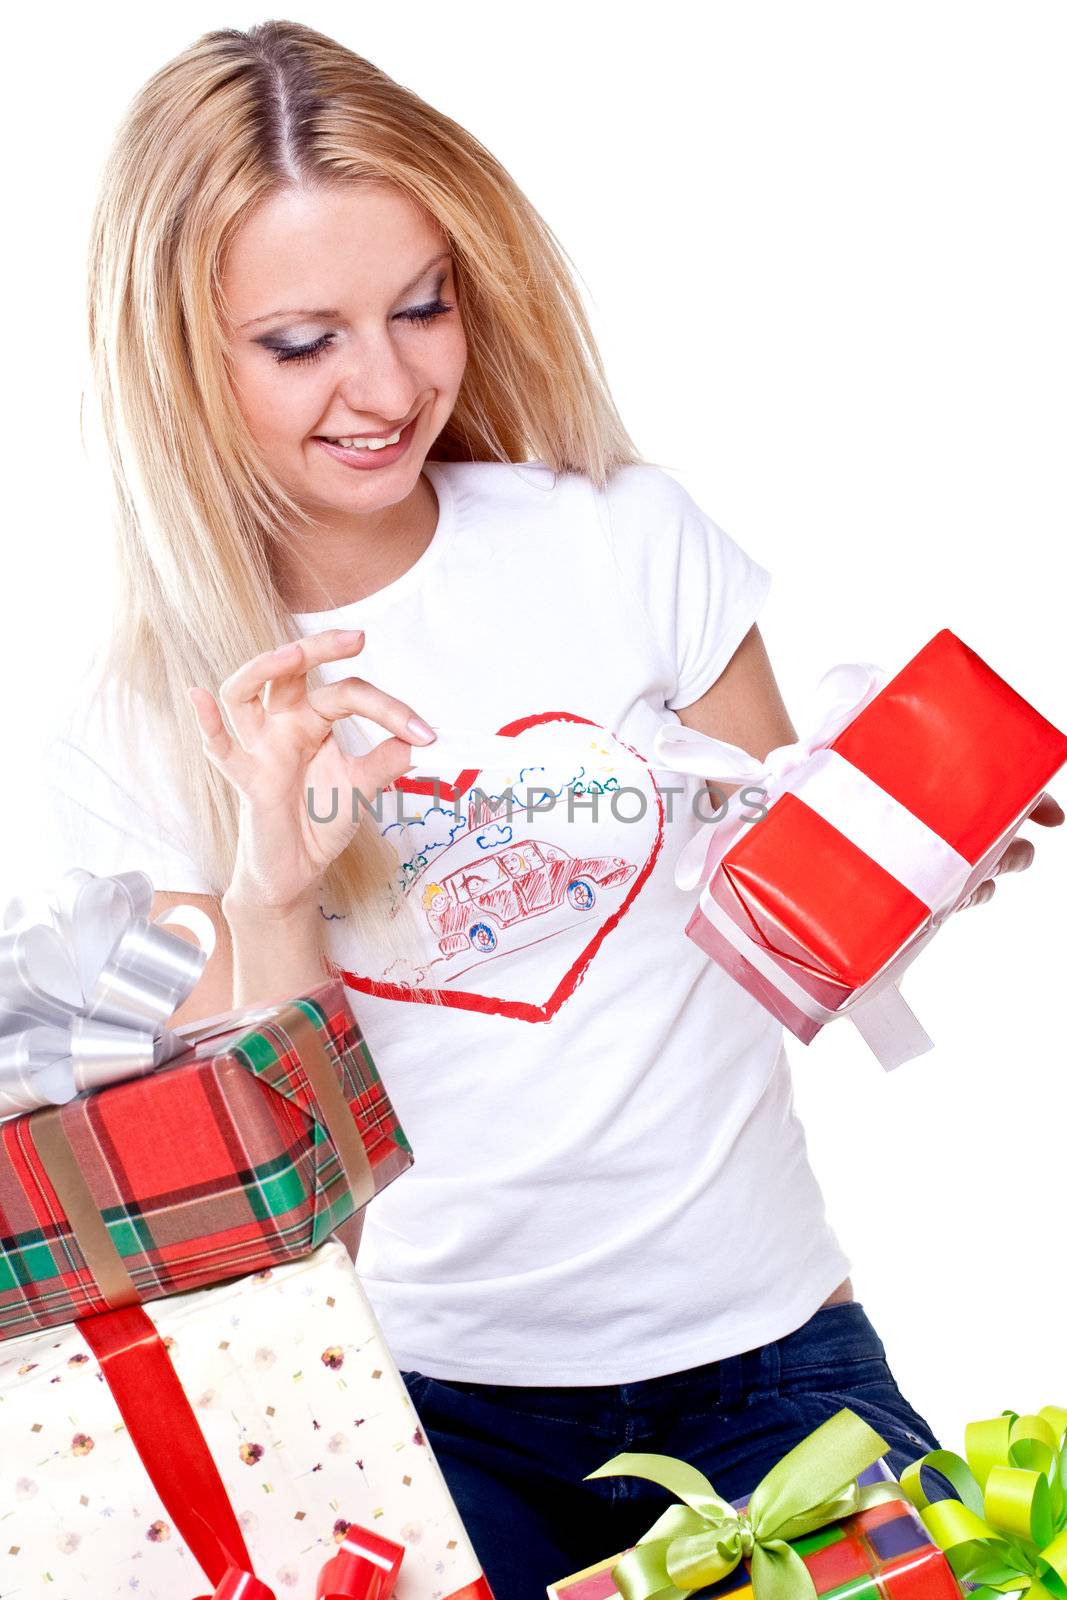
[187,628,436,913]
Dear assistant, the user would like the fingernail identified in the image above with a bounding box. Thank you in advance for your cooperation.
[337,629,364,645]
[407,717,436,743]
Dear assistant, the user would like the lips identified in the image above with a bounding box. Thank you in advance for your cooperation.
[313,416,417,470]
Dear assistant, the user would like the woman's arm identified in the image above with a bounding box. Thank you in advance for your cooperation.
[152,890,327,1024]
[222,889,328,1008]
[671,622,795,780]
[153,888,364,1259]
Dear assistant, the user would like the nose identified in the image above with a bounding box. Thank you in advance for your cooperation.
[335,331,422,429]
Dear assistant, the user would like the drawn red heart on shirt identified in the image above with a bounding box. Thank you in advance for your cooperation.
[329,711,665,1022]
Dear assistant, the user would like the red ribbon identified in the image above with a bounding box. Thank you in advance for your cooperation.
[201,1569,275,1600]
[314,1528,404,1600]
[202,1523,404,1600]
[77,1304,404,1600]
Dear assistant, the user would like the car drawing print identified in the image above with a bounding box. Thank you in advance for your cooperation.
[424,834,635,957]
[326,711,666,1023]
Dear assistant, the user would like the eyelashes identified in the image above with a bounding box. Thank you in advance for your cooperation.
[268,300,455,366]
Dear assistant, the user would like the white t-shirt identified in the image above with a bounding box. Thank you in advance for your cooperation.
[42,459,851,1384]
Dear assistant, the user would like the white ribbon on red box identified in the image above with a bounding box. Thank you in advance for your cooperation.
[650,660,1027,1070]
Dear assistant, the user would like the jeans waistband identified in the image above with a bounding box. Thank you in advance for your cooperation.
[445,1301,883,1416]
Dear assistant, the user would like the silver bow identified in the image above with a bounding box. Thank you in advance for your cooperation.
[0,869,216,1119]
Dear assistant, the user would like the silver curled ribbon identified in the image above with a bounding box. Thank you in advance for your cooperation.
[0,868,216,1119]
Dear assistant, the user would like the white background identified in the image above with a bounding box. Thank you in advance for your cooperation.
[2,2,1064,1447]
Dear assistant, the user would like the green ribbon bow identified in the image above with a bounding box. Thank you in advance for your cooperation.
[900,1404,1067,1599]
[585,1408,905,1600]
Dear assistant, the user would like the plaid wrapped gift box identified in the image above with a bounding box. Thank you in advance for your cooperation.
[549,1465,961,1600]
[0,977,411,1341]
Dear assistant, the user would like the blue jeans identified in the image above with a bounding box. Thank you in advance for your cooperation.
[400,1301,940,1600]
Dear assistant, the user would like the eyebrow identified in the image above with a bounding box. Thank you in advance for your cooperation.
[236,249,453,332]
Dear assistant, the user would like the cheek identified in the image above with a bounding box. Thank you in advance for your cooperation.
[437,320,468,395]
[234,359,323,448]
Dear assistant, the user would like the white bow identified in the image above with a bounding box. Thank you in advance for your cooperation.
[652,661,892,892]
[0,869,216,1118]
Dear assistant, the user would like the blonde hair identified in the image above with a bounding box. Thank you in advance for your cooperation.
[84,17,645,975]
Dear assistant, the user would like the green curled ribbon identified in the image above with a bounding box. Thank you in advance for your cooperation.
[900,1404,1067,1599]
[585,1408,906,1600]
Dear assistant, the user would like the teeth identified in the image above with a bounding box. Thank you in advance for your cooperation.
[329,430,402,451]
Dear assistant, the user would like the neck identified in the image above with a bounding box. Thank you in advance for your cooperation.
[277,470,439,613]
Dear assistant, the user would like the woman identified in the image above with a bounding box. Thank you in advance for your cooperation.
[44,19,1058,1600]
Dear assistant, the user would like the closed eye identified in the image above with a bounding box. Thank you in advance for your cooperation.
[265,300,455,366]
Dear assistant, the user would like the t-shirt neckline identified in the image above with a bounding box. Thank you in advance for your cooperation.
[290,458,455,626]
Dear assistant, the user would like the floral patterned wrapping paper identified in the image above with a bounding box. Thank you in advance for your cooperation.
[0,1239,489,1600]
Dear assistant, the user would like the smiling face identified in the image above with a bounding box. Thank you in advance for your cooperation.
[221,180,467,531]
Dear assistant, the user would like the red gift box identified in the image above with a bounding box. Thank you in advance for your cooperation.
[653,629,1067,1068]
[0,977,412,1341]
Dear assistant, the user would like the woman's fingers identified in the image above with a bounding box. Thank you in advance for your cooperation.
[1028,789,1065,827]
[993,838,1036,875]
[191,628,435,820]
[187,627,435,905]
[217,643,297,748]
[187,685,252,785]
[344,736,421,810]
[959,880,996,911]
[306,675,437,748]
[218,629,366,748]
[958,798,1061,911]
[262,629,368,715]
[959,820,1053,910]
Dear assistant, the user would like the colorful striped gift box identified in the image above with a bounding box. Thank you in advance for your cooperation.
[548,1466,961,1600]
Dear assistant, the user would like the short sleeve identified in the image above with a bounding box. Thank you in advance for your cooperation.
[592,464,773,710]
[39,682,215,896]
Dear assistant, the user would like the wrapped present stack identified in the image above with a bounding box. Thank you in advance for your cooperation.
[0,867,493,1598]
[651,629,1067,1070]
[549,1409,963,1600]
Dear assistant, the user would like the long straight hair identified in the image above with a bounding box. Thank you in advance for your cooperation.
[85,18,645,973]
